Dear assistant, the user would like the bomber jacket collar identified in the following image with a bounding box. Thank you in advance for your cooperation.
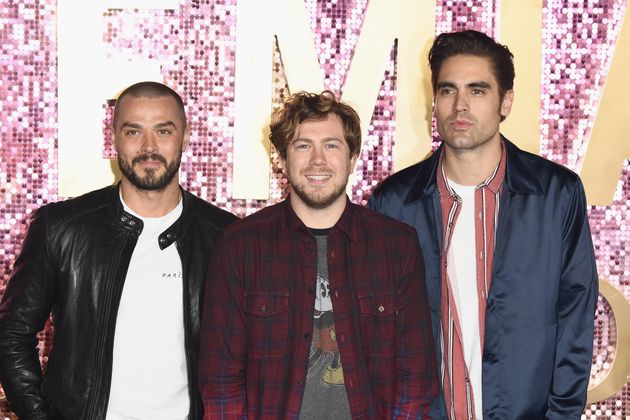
[404,136,543,204]
[110,183,193,250]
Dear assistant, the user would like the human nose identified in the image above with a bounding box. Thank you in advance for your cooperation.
[309,145,326,165]
[453,92,468,113]
[140,132,157,153]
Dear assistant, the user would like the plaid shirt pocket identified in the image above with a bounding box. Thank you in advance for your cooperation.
[358,290,402,356]
[244,290,290,358]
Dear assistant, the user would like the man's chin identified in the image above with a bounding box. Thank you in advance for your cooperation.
[293,189,345,210]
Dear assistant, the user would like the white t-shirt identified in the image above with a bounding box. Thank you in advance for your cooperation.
[446,179,483,420]
[106,197,189,420]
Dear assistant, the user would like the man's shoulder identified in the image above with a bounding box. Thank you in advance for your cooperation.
[373,161,426,193]
[350,203,418,237]
[370,152,437,202]
[220,201,283,236]
[37,185,114,222]
[507,141,583,188]
[183,190,238,229]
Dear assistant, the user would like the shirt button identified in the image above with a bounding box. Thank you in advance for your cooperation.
[307,288,315,294]
[334,290,339,298]
[339,334,346,344]
[129,220,136,226]
[483,353,495,362]
[487,410,495,418]
[378,305,385,313]
[304,332,311,340]
[260,304,267,313]
[330,251,336,259]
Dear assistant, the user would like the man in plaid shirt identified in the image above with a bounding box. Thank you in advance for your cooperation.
[198,91,439,419]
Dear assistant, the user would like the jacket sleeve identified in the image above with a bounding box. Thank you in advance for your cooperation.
[0,208,55,419]
[198,232,247,419]
[393,232,440,419]
[546,179,598,419]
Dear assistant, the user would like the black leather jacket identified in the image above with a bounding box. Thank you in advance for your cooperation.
[0,185,237,419]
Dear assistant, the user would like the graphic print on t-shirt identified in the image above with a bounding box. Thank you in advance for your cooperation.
[299,233,351,419]
[305,272,344,386]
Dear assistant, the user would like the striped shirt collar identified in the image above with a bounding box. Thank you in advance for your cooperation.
[437,141,507,199]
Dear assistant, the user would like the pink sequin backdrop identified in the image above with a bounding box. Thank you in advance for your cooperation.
[1,0,629,418]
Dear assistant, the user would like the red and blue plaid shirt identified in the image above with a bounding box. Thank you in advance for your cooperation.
[198,197,439,419]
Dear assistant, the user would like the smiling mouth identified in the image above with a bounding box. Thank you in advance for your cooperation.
[306,174,332,181]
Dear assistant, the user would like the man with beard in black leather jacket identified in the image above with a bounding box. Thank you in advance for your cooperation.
[0,81,237,420]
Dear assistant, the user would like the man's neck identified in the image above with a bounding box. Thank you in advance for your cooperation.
[443,137,502,186]
[119,179,182,218]
[290,194,347,229]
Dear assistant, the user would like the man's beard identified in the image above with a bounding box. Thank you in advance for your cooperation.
[118,152,181,191]
[289,176,347,210]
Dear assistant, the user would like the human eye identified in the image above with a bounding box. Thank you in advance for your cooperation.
[325,141,341,150]
[471,88,485,95]
[157,128,173,136]
[439,87,454,95]
[293,141,310,150]
[124,128,140,136]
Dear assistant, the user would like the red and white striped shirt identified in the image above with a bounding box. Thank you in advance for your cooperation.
[436,144,506,420]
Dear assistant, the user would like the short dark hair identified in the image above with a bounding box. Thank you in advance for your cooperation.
[269,90,361,159]
[428,30,515,100]
[113,81,187,128]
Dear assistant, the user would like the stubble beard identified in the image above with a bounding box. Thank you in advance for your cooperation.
[290,175,347,210]
[118,152,181,191]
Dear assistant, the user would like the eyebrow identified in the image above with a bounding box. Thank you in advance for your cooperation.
[291,136,344,144]
[436,81,456,90]
[154,121,177,129]
[436,81,492,90]
[468,81,491,89]
[119,121,178,130]
[120,122,141,130]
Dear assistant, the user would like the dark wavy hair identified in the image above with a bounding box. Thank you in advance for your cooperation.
[113,81,187,128]
[429,30,515,100]
[269,90,361,159]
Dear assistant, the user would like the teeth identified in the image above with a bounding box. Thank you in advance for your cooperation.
[307,175,330,180]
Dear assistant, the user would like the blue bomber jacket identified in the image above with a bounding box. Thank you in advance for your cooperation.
[368,137,598,420]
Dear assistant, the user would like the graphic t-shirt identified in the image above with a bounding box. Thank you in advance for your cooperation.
[298,230,351,420]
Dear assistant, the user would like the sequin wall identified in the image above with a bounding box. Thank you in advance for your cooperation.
[1,0,629,418]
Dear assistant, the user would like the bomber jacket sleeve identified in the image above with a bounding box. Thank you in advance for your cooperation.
[0,208,56,419]
[547,179,598,418]
[198,232,247,419]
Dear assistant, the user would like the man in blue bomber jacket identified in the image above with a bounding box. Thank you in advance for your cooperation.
[369,30,598,419]
[0,82,237,419]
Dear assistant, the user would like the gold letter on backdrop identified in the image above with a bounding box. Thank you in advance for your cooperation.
[57,0,168,197]
[342,0,434,172]
[232,0,323,199]
[580,8,630,206]
[499,0,543,155]
[232,0,434,198]
[587,279,630,403]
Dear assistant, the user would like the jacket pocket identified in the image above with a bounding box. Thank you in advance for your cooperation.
[358,290,401,356]
[244,291,290,358]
